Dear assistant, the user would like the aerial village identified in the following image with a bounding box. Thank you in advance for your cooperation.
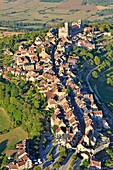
[0,20,112,170]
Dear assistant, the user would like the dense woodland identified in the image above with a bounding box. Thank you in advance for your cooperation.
[0,77,53,137]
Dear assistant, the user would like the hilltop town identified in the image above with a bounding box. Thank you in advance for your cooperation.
[0,20,113,170]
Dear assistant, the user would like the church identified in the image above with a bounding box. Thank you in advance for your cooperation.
[58,20,83,38]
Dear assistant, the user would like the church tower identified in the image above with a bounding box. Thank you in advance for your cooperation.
[64,22,69,36]
[78,20,82,28]
[58,22,69,38]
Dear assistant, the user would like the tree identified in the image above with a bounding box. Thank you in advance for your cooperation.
[2,156,9,166]
[83,159,89,168]
[99,26,105,32]
[54,163,60,170]
[86,52,94,59]
[68,167,73,170]
[48,154,54,162]
[79,49,87,57]
[94,56,100,66]
[33,166,41,170]
[66,87,70,95]
[58,156,63,164]
[52,125,58,133]
[44,166,50,170]
[107,77,113,86]
[106,44,112,52]
[72,154,77,160]
[92,71,98,78]
[73,46,77,52]
[44,167,50,170]
[59,146,67,158]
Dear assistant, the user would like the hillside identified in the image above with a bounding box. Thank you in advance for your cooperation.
[82,0,113,6]
[0,0,113,30]
[0,127,28,153]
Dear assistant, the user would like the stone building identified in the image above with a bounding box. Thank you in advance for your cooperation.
[58,20,83,38]
[58,22,69,38]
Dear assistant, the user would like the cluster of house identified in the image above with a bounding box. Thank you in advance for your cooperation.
[6,140,33,170]
[49,47,110,170]
[0,20,111,79]
[0,20,112,170]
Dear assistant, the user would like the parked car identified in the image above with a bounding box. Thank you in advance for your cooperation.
[38,158,43,164]
[34,162,38,165]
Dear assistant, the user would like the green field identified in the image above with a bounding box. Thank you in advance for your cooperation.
[0,127,28,154]
[0,108,11,132]
[91,79,113,103]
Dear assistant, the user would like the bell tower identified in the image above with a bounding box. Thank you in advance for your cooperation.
[64,22,69,36]
[78,20,82,28]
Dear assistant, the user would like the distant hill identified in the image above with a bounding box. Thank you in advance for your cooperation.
[82,0,113,6]
[0,0,113,30]
[40,0,64,2]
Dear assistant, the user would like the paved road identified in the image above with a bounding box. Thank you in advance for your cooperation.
[86,66,96,93]
[86,65,101,104]
[94,141,110,155]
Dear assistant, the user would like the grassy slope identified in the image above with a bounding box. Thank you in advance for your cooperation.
[0,108,11,132]
[79,60,113,112]
[89,68,113,113]
[74,61,112,103]
[0,127,28,154]
[90,78,113,103]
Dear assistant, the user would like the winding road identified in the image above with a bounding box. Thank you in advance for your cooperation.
[86,66,113,120]
[86,65,101,104]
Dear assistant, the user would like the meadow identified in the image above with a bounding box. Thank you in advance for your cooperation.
[0,108,28,154]
[0,108,11,132]
[0,127,28,154]
[90,68,113,112]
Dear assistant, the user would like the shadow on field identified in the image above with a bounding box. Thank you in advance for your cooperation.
[0,140,8,154]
